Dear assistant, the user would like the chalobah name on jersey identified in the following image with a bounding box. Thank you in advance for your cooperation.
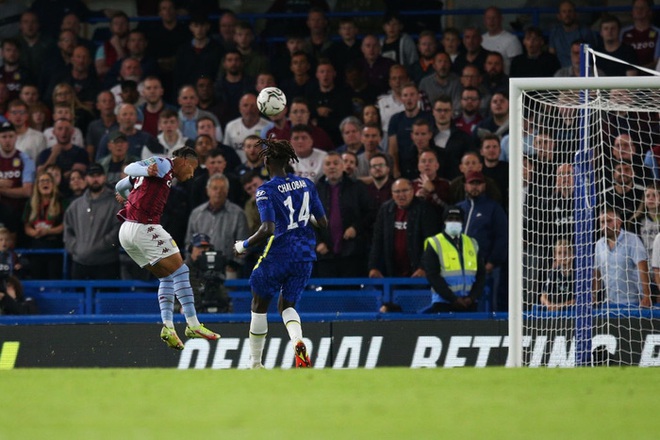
[277,180,308,193]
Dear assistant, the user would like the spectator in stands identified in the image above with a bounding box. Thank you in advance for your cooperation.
[270,32,305,85]
[23,170,65,279]
[594,207,651,307]
[365,152,393,207]
[482,52,509,97]
[324,17,362,83]
[303,7,332,62]
[290,124,328,183]
[420,205,485,312]
[629,185,660,254]
[156,109,186,157]
[361,104,388,151]
[388,82,433,178]
[66,168,86,202]
[59,12,96,59]
[357,123,391,178]
[369,178,440,278]
[548,0,598,68]
[336,116,364,155]
[215,9,237,52]
[139,76,175,138]
[0,121,34,241]
[45,45,99,112]
[105,29,159,90]
[96,104,163,161]
[238,171,264,277]
[177,85,222,141]
[357,34,396,96]
[0,275,36,315]
[0,38,32,102]
[442,28,463,70]
[0,227,23,277]
[412,149,450,218]
[85,91,117,162]
[379,11,418,67]
[98,131,139,187]
[481,6,523,74]
[314,152,374,277]
[623,0,660,68]
[456,170,508,311]
[475,91,509,141]
[431,96,475,180]
[50,82,94,137]
[7,99,46,163]
[407,30,438,84]
[449,151,502,205]
[459,64,491,118]
[235,135,269,180]
[309,59,352,147]
[38,29,76,97]
[186,173,249,280]
[195,75,227,125]
[29,0,111,40]
[377,64,412,135]
[453,26,490,75]
[223,93,270,162]
[510,26,561,78]
[254,72,277,94]
[280,51,317,102]
[190,146,241,209]
[214,50,254,126]
[107,58,144,109]
[539,238,575,310]
[607,133,654,188]
[554,39,605,77]
[174,15,223,92]
[28,101,48,132]
[419,52,461,111]
[37,118,88,177]
[454,86,484,136]
[597,14,639,76]
[285,97,334,151]
[95,11,130,80]
[231,21,267,79]
[64,163,120,279]
[196,116,241,173]
[480,134,508,209]
[600,163,645,225]
[15,11,54,79]
[341,151,359,180]
[184,232,232,313]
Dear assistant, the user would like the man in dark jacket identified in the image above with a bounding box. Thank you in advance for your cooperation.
[369,178,441,278]
[315,152,375,277]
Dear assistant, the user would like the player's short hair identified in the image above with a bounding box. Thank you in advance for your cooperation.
[173,146,198,160]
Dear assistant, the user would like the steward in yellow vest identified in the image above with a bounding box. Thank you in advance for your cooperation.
[420,205,486,312]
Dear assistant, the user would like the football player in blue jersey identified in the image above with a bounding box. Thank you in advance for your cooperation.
[234,138,328,369]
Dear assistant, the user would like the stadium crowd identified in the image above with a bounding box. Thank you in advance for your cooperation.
[1,0,660,315]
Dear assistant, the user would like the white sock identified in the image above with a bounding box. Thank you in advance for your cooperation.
[249,312,268,367]
[281,307,303,344]
[163,320,174,329]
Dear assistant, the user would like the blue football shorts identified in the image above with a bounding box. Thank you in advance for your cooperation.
[250,258,313,304]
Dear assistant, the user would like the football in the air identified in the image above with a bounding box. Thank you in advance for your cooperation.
[257,87,287,116]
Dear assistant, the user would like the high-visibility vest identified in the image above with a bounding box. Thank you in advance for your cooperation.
[425,233,478,303]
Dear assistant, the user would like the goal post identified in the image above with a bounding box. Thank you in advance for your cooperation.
[508,76,660,367]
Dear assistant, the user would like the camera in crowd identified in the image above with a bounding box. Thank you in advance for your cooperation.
[189,233,232,313]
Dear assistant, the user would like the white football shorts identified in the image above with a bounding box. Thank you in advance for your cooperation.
[118,222,180,268]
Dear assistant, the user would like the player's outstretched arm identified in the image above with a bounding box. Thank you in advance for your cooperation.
[234,221,275,255]
[115,177,133,201]
[310,214,328,229]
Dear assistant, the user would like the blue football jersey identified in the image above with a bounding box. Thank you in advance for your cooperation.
[255,173,325,262]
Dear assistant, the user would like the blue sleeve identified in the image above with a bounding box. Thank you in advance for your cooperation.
[309,182,326,219]
[256,186,275,223]
[20,152,35,184]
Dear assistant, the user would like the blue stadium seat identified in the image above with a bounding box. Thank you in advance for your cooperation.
[94,293,158,314]
[392,290,430,313]
[28,292,86,315]
[296,290,382,313]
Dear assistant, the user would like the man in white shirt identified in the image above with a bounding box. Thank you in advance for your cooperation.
[6,99,46,162]
[222,92,269,162]
[290,124,327,183]
[481,6,523,75]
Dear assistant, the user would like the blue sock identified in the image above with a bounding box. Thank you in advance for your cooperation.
[158,275,174,326]
[171,264,200,326]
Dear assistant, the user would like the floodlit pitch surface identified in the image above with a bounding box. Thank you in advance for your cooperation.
[0,368,657,439]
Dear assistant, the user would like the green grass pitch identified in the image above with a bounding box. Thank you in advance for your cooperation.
[0,368,657,439]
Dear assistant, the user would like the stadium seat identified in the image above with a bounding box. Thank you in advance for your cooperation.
[28,292,86,315]
[392,290,430,313]
[94,293,158,314]
[296,290,382,313]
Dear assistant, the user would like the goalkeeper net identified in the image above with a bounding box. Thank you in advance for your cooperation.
[509,76,660,367]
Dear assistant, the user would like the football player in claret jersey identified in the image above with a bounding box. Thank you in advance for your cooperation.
[115,146,220,350]
[234,138,328,368]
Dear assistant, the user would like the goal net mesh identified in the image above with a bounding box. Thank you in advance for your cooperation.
[520,86,660,366]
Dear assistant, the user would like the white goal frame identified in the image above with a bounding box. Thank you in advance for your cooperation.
[508,76,660,367]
